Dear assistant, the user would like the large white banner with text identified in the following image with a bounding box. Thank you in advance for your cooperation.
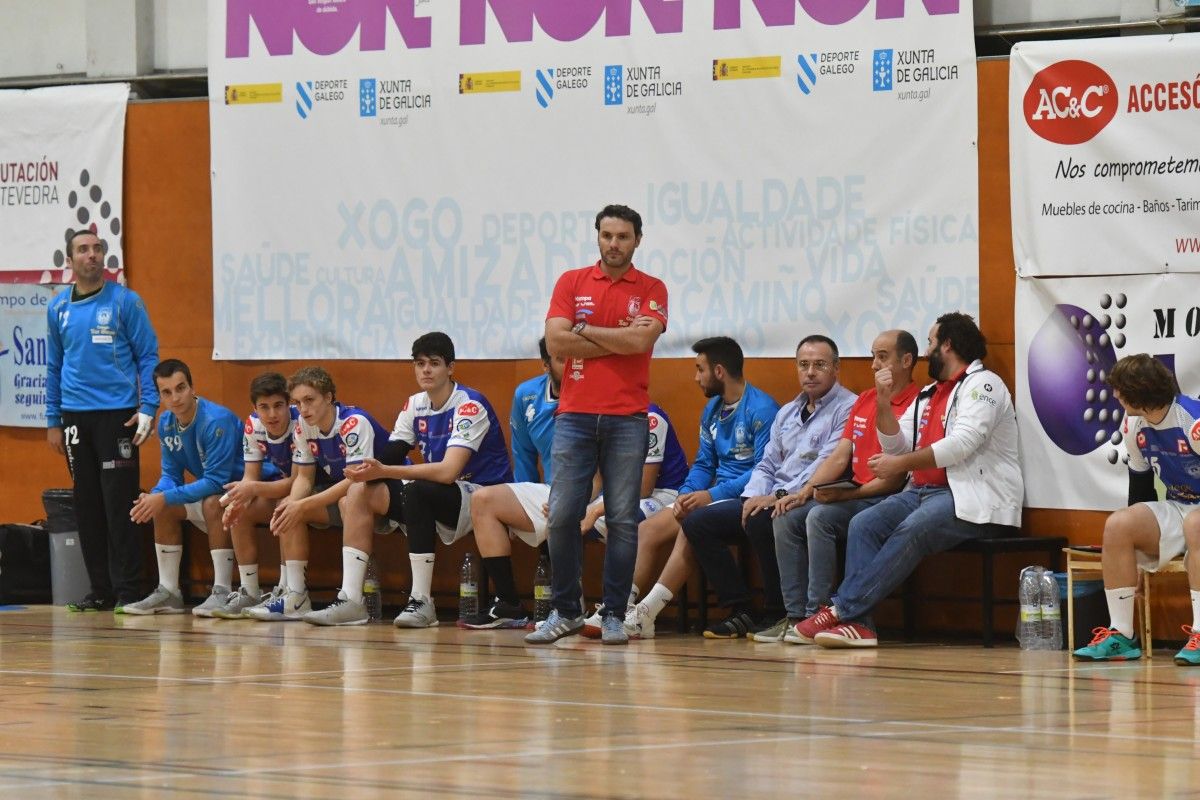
[1015,273,1200,510]
[1010,35,1200,278]
[208,1,977,360]
[0,283,57,428]
[0,84,128,284]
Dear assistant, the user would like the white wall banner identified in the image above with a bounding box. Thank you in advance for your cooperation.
[208,0,978,360]
[0,283,57,428]
[1014,272,1200,510]
[0,84,129,284]
[1010,34,1200,278]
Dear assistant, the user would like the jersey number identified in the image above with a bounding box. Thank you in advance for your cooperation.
[162,435,184,453]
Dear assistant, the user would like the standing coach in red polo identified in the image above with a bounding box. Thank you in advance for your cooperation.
[526,204,668,646]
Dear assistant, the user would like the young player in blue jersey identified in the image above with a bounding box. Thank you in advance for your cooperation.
[47,228,159,611]
[461,338,563,628]
[307,332,513,627]
[248,367,393,621]
[1074,354,1200,665]
[211,372,298,618]
[620,337,780,639]
[123,360,244,616]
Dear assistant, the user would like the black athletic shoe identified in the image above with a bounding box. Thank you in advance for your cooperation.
[703,610,755,639]
[460,598,531,629]
[67,594,114,612]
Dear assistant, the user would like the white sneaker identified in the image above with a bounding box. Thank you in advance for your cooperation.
[580,604,607,639]
[120,585,185,616]
[247,590,311,621]
[192,586,233,618]
[624,602,656,640]
[393,596,438,628]
[212,586,268,619]
[304,592,369,626]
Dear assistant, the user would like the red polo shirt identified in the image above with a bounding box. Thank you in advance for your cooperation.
[911,367,968,487]
[547,261,668,415]
[842,382,920,484]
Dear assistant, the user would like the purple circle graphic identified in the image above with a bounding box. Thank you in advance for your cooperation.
[1028,303,1123,455]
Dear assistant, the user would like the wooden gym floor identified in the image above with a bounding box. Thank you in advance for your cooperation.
[0,606,1196,799]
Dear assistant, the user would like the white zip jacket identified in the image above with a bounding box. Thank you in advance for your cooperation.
[878,360,1023,527]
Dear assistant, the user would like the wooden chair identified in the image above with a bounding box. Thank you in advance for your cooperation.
[1064,547,1187,656]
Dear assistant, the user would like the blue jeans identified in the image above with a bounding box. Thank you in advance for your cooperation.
[774,497,881,618]
[833,487,991,628]
[547,412,649,618]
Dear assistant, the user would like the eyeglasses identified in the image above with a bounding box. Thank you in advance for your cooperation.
[797,360,833,372]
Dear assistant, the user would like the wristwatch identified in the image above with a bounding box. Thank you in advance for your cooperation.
[774,488,789,499]
[571,320,587,335]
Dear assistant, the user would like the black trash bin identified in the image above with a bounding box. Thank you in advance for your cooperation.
[1054,572,1106,651]
[40,489,90,604]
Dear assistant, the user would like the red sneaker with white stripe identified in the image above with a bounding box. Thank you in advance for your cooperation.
[814,622,878,648]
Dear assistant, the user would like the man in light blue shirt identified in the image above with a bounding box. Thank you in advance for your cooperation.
[46,229,159,611]
[683,335,856,638]
[123,359,244,616]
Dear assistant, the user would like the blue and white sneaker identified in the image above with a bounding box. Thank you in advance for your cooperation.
[246,589,311,621]
[524,609,584,644]
[1072,627,1142,661]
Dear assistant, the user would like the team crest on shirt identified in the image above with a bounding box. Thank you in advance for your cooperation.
[96,307,112,326]
[627,297,641,317]
[345,432,359,448]
[649,299,666,319]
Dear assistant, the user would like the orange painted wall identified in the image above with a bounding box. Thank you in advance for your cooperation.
[3,62,1165,633]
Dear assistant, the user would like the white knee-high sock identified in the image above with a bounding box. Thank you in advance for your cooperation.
[286,560,308,593]
[1105,587,1137,638]
[239,564,260,596]
[341,547,370,603]
[156,544,183,592]
[211,549,235,590]
[642,583,673,621]
[410,553,435,601]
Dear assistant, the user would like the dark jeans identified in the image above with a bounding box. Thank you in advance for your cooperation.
[547,412,648,618]
[834,486,998,628]
[682,497,783,617]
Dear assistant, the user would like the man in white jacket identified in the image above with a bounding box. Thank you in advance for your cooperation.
[792,312,1022,648]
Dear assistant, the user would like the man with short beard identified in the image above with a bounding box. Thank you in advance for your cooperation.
[794,312,1022,648]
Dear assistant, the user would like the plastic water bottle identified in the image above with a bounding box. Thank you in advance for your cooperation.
[1017,566,1043,649]
[1039,568,1063,650]
[459,552,479,620]
[533,553,552,621]
[362,558,382,622]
